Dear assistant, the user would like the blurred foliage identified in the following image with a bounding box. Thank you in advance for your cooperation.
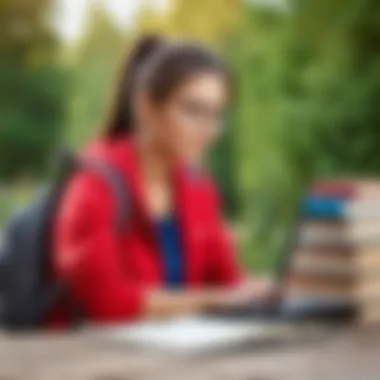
[133,0,241,47]
[65,2,125,147]
[165,0,241,47]
[230,0,380,271]
[0,0,68,180]
[2,0,380,272]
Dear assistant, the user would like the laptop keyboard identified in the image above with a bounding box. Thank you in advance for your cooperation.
[206,298,356,323]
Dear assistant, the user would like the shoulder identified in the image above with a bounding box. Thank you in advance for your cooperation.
[60,138,134,214]
[79,137,138,187]
[82,137,134,169]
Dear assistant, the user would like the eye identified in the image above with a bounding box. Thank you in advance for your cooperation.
[181,100,206,116]
[177,98,224,122]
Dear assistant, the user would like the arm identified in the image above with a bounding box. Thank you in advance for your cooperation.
[54,172,144,322]
[204,184,243,286]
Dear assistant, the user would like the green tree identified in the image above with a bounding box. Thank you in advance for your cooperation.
[0,0,68,180]
[167,0,241,47]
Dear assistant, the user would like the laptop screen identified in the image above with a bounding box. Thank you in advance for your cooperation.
[272,193,305,302]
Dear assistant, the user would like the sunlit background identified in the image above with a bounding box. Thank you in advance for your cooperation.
[1,0,379,272]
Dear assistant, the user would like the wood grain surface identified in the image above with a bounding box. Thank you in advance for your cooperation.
[0,326,379,380]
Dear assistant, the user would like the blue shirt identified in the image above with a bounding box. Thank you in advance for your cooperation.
[156,216,184,288]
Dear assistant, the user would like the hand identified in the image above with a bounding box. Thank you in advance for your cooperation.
[145,278,280,319]
[244,276,280,302]
[204,276,279,312]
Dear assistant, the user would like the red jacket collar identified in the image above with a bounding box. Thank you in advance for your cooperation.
[120,138,201,282]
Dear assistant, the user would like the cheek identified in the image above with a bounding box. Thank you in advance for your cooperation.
[161,111,215,161]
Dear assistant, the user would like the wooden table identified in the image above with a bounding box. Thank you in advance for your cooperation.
[1,326,379,380]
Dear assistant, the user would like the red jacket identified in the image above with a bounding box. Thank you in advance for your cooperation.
[53,138,241,324]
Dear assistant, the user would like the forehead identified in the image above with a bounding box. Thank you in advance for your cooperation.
[171,71,228,103]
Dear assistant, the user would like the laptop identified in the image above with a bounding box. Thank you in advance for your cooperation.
[206,205,357,324]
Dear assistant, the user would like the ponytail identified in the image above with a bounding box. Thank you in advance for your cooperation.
[105,35,164,139]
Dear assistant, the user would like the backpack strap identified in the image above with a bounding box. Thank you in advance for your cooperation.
[59,151,131,234]
[80,158,131,235]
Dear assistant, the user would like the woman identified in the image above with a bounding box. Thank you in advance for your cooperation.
[54,36,273,325]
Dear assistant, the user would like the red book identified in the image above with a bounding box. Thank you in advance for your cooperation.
[311,179,380,200]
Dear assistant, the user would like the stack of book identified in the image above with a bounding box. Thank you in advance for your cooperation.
[288,179,380,325]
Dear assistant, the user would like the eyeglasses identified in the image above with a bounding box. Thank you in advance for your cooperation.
[174,98,226,127]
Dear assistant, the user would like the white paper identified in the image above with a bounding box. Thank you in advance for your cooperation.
[95,317,287,354]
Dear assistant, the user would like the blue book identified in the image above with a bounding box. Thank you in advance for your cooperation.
[302,196,346,220]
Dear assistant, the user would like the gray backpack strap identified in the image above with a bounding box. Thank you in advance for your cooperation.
[80,158,130,235]
[58,151,131,234]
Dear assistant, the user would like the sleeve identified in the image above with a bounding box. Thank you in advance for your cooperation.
[204,183,243,286]
[54,172,145,323]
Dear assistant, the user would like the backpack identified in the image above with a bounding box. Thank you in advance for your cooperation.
[0,152,130,331]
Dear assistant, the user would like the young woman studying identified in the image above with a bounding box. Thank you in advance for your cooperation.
[53,36,273,325]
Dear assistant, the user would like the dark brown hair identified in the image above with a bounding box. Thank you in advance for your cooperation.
[104,35,228,139]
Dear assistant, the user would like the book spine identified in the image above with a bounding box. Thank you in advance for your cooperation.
[302,196,344,220]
